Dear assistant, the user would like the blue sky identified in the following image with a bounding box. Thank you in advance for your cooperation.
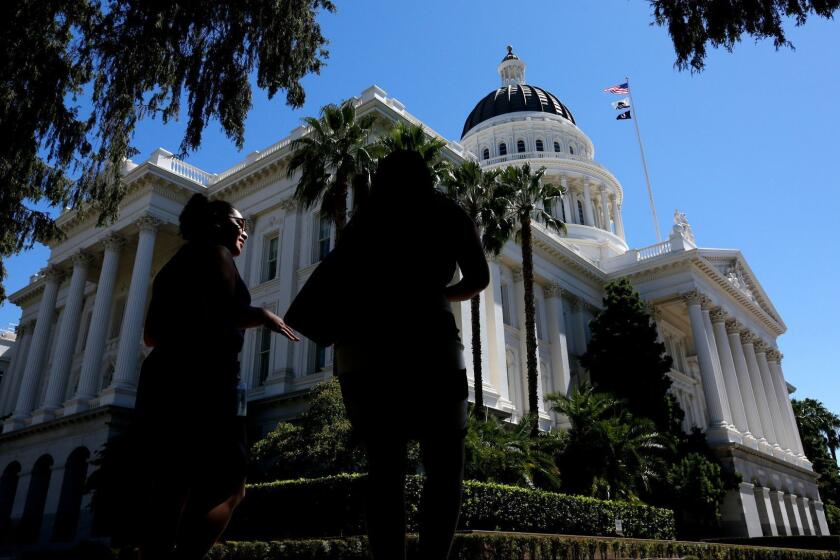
[3,1,839,414]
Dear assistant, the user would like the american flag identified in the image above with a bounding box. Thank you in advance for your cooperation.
[603,82,629,95]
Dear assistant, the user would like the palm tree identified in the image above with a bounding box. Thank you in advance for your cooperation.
[548,384,665,500]
[375,121,449,183]
[287,100,378,239]
[442,161,512,413]
[497,163,565,434]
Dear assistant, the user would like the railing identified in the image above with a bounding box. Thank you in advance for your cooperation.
[483,151,593,167]
[151,149,216,186]
[636,240,672,261]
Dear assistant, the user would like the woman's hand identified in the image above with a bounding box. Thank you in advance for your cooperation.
[263,309,301,341]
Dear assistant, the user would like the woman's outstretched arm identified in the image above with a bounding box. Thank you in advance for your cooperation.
[210,245,300,341]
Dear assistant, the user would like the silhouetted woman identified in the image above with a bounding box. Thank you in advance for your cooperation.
[134,194,299,560]
[332,150,490,560]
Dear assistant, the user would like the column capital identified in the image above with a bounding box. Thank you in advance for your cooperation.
[136,215,163,232]
[709,308,729,323]
[71,250,94,267]
[101,232,126,251]
[511,267,524,282]
[42,265,64,283]
[741,331,759,345]
[754,340,771,354]
[278,197,299,211]
[567,295,582,312]
[767,349,783,363]
[544,283,563,298]
[725,318,742,335]
[681,289,706,306]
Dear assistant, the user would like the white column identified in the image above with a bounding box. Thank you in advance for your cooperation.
[581,178,595,227]
[8,267,62,425]
[770,490,792,535]
[755,343,788,453]
[811,500,831,536]
[683,291,728,434]
[598,185,611,232]
[754,486,779,536]
[741,331,777,452]
[560,177,572,225]
[784,493,804,536]
[767,350,806,457]
[0,323,33,417]
[611,196,625,239]
[569,297,587,364]
[68,234,124,412]
[544,284,571,410]
[40,252,92,416]
[486,259,511,405]
[726,320,764,443]
[797,496,815,535]
[709,309,749,437]
[701,303,734,427]
[104,216,160,405]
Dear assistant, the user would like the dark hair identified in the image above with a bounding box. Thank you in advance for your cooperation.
[179,193,235,241]
[370,150,434,202]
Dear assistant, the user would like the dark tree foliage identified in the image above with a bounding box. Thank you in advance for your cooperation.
[792,398,840,506]
[580,278,681,436]
[651,0,840,71]
[0,0,334,300]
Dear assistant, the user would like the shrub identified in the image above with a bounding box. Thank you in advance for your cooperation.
[208,534,840,560]
[826,502,840,535]
[226,473,675,540]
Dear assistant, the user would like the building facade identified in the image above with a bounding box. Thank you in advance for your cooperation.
[0,48,830,546]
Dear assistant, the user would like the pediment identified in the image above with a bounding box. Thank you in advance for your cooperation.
[699,251,783,325]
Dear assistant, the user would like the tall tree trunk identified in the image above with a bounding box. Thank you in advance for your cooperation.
[331,181,348,378]
[519,215,540,436]
[470,293,484,415]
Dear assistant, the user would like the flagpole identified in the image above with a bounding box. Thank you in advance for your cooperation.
[626,76,662,242]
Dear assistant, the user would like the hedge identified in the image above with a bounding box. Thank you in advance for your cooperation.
[208,534,840,560]
[227,474,675,541]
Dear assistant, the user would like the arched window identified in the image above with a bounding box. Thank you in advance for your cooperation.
[569,145,575,155]
[517,139,526,153]
[535,139,544,152]
[554,141,561,153]
[19,455,53,544]
[577,200,585,224]
[482,148,490,160]
[52,448,90,543]
[499,143,507,156]
[0,462,21,544]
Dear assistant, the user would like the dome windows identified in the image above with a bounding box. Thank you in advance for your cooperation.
[569,145,575,155]
[554,141,561,153]
[535,139,544,152]
[482,148,490,160]
[499,142,507,156]
[517,139,526,153]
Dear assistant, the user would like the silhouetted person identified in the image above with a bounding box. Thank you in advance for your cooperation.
[331,150,490,560]
[134,194,299,560]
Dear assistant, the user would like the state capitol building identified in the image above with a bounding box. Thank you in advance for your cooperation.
[0,48,830,545]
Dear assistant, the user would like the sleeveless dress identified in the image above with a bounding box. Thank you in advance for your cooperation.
[133,241,251,489]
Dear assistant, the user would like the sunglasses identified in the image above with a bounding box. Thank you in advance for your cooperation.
[229,216,247,232]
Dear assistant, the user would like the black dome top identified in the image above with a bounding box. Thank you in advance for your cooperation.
[461,84,575,139]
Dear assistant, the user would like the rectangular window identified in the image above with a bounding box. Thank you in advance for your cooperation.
[313,215,332,262]
[261,235,280,283]
[309,342,327,373]
[255,327,272,385]
[500,284,512,326]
